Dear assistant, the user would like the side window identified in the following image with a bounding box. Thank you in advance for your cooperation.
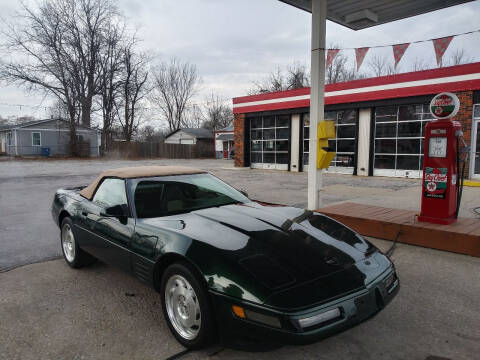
[134,181,165,218]
[93,178,128,209]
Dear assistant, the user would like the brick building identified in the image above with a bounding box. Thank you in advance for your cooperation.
[232,62,480,180]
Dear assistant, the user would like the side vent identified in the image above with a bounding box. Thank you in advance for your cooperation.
[133,260,151,283]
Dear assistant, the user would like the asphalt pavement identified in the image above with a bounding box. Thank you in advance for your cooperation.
[1,157,479,271]
[1,157,479,359]
[0,157,422,272]
[1,238,479,360]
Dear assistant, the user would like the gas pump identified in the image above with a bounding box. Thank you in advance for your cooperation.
[419,93,469,225]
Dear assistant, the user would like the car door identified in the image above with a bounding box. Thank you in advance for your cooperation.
[84,178,134,272]
[128,179,163,283]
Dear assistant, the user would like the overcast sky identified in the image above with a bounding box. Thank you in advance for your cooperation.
[1,0,479,122]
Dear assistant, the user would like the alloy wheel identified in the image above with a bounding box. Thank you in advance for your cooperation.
[164,274,201,340]
[61,223,76,263]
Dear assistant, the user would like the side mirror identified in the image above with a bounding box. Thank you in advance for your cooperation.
[239,190,249,198]
[102,204,128,222]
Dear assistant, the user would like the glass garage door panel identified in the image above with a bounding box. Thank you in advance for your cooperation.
[302,111,357,174]
[473,105,480,177]
[303,114,310,166]
[475,126,480,176]
[474,118,480,177]
[375,155,395,169]
[250,115,289,170]
[373,104,433,178]
[329,110,356,174]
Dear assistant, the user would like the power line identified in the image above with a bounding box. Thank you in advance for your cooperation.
[0,97,233,112]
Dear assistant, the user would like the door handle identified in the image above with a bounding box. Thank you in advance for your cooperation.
[81,211,89,217]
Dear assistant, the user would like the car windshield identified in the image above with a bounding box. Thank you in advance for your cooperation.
[132,173,250,218]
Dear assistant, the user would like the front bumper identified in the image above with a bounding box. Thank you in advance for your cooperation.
[210,267,399,345]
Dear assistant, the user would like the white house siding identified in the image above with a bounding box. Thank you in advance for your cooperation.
[0,132,6,154]
[215,139,223,158]
[164,131,196,144]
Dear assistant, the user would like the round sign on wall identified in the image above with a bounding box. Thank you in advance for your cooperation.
[429,92,460,119]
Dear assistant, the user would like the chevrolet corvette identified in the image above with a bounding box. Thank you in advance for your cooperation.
[51,165,399,349]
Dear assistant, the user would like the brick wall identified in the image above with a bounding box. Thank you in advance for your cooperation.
[234,113,245,167]
[451,91,473,177]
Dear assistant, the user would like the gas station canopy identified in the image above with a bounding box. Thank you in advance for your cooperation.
[279,0,474,30]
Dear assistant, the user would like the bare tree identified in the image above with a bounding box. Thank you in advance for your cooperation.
[325,47,364,84]
[138,125,165,142]
[248,62,310,94]
[326,50,348,84]
[98,22,126,151]
[446,48,474,66]
[410,57,430,72]
[115,45,150,142]
[368,54,397,77]
[0,0,123,155]
[48,99,70,119]
[201,94,233,131]
[61,0,121,128]
[1,0,82,154]
[286,62,310,89]
[249,67,285,94]
[138,125,154,141]
[150,59,199,132]
[183,104,203,129]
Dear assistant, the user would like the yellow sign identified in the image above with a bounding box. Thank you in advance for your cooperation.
[318,120,335,139]
[317,120,336,169]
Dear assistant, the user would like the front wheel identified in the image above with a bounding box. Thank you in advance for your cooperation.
[161,262,216,349]
[60,217,94,268]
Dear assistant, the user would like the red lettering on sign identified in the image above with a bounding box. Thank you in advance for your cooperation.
[424,173,447,182]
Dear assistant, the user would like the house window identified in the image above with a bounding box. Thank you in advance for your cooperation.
[7,132,12,145]
[32,132,41,146]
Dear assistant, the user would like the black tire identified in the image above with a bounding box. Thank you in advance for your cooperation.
[60,217,95,268]
[160,262,216,349]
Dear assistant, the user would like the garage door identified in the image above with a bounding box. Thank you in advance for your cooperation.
[302,110,357,174]
[374,104,434,178]
[250,115,290,170]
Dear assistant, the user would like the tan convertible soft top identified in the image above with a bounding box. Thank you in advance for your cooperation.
[79,165,207,200]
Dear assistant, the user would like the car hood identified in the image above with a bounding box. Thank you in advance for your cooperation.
[143,201,388,309]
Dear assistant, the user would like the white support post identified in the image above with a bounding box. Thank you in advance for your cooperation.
[14,129,18,156]
[308,0,327,210]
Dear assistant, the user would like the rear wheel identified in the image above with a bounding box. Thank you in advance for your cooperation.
[161,262,216,349]
[60,217,94,268]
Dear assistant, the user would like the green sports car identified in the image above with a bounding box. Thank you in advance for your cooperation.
[51,165,399,349]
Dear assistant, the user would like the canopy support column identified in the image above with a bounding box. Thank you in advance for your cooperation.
[308,0,327,210]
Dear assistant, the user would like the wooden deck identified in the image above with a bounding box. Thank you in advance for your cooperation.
[317,202,480,257]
